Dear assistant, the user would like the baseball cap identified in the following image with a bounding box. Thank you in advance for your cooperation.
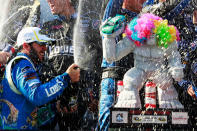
[16,27,55,48]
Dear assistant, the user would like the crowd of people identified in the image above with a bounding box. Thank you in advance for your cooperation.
[0,0,196,130]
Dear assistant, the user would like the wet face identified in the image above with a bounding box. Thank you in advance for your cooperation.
[30,42,47,62]
[47,0,66,15]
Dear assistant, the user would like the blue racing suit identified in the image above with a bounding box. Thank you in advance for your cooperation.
[0,53,71,130]
[99,1,122,130]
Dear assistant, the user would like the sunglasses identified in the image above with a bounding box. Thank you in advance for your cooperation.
[31,41,48,46]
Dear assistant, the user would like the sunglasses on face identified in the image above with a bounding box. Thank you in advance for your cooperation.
[36,42,48,46]
[29,41,48,46]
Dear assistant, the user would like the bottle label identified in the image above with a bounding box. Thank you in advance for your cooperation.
[117,80,124,98]
[145,81,156,109]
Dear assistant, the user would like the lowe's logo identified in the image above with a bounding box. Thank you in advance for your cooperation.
[45,79,64,97]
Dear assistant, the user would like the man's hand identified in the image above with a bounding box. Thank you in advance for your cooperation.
[187,85,196,99]
[0,52,11,64]
[66,63,80,83]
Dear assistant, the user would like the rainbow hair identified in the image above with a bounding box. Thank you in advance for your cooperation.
[125,13,180,48]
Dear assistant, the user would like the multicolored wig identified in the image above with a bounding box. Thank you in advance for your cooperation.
[124,13,180,48]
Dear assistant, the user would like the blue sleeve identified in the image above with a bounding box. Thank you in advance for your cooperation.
[192,85,197,98]
[12,59,70,106]
[103,0,124,21]
[143,0,154,7]
[164,0,192,20]
[191,61,197,96]
[178,80,192,90]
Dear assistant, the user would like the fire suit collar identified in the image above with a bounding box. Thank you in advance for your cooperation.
[16,53,39,68]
